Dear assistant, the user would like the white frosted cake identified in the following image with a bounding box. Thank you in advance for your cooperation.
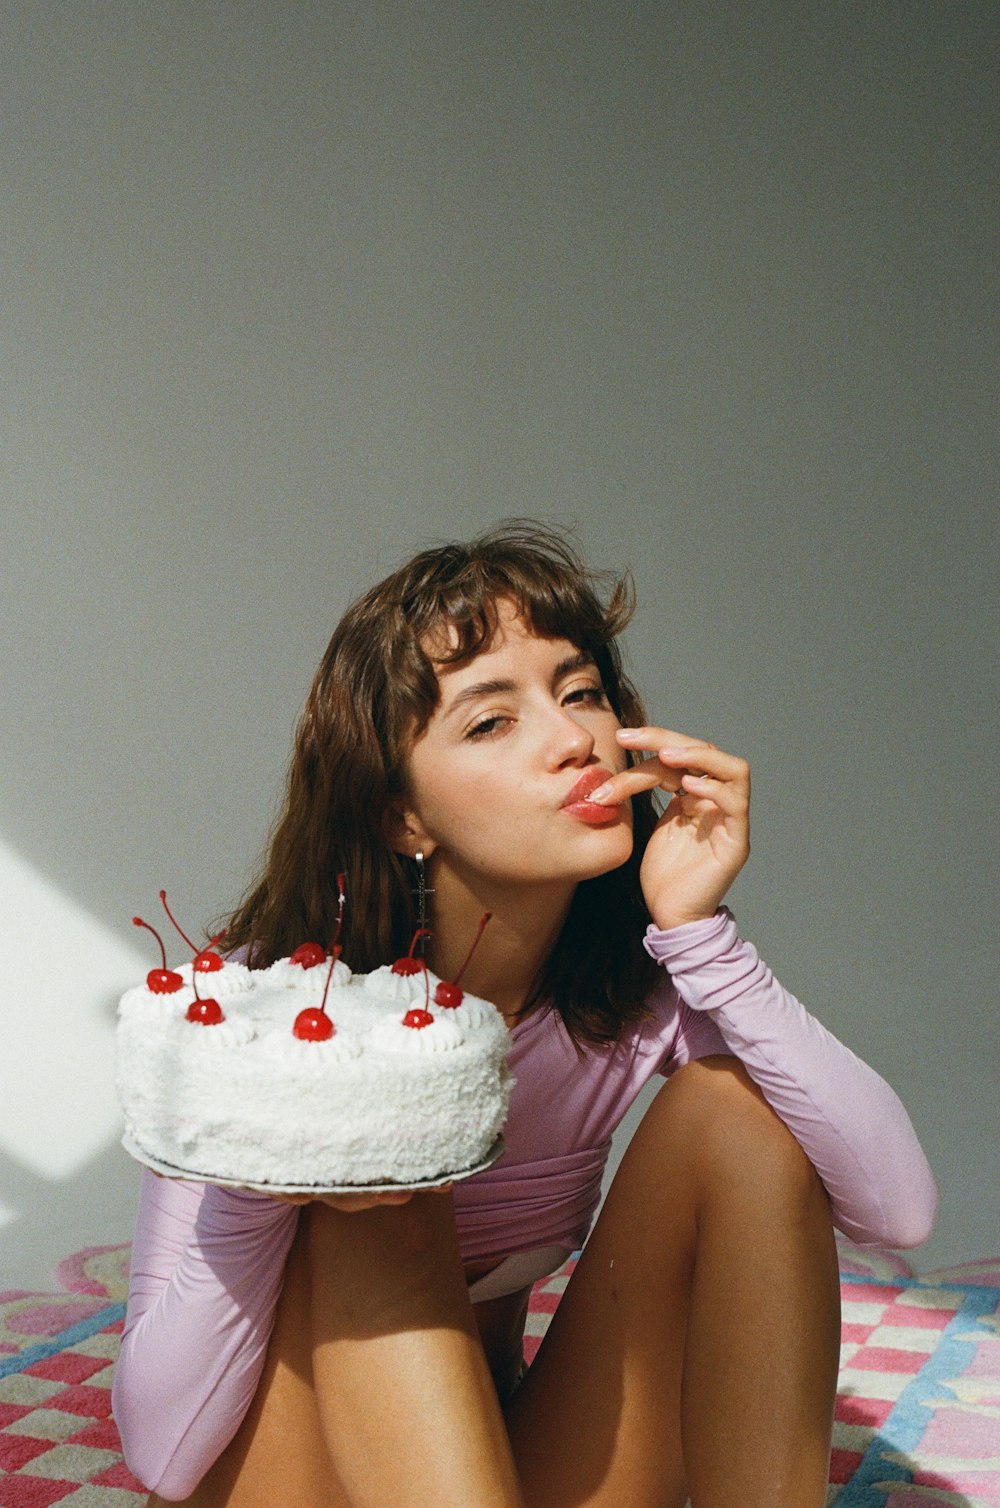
[116,944,514,1188]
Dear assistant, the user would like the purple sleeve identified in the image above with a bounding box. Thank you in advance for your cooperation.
[111,1169,299,1499]
[644,908,938,1250]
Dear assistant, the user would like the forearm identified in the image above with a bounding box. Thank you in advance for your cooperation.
[647,908,939,1249]
[112,1170,299,1499]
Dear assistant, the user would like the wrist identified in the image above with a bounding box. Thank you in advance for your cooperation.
[649,908,720,933]
[643,905,736,969]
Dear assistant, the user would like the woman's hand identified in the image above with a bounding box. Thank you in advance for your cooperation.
[592,727,751,930]
[261,1183,454,1212]
[151,1169,454,1211]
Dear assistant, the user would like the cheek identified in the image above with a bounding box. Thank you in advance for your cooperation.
[434,772,521,838]
[410,765,501,844]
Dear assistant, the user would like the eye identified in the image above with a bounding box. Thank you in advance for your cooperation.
[465,714,511,740]
[563,685,607,708]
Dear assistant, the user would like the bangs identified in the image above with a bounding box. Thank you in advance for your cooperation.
[386,521,638,742]
[418,583,621,665]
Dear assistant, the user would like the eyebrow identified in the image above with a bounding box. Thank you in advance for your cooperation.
[442,651,598,720]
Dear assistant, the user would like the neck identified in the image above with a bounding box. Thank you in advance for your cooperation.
[425,864,575,1023]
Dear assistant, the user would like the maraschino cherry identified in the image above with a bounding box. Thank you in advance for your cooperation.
[186,974,225,1026]
[293,1004,334,1040]
[392,926,432,976]
[289,942,327,969]
[132,916,183,994]
[293,874,346,1042]
[434,912,492,1008]
[159,890,226,973]
[148,889,227,1024]
[392,925,435,1029]
[392,914,493,1027]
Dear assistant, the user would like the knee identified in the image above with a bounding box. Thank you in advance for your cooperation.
[660,1056,831,1222]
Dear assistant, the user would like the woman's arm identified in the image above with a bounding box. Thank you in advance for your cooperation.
[111,1169,299,1500]
[645,907,939,1250]
[592,727,936,1249]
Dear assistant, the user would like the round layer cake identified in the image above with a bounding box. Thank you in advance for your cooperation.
[116,954,514,1187]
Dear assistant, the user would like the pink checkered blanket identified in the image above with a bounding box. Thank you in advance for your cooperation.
[1,1239,997,1506]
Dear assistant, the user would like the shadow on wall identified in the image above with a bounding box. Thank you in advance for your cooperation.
[0,834,149,1290]
[0,1140,139,1294]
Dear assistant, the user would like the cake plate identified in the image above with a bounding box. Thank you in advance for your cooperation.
[121,1131,506,1195]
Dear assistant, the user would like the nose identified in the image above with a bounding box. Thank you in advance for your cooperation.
[542,701,595,771]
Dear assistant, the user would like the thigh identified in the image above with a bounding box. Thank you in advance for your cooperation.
[304,1193,526,1508]
[503,1055,828,1508]
[503,1066,714,1508]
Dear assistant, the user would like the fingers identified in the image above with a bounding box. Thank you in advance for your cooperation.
[660,744,750,818]
[673,767,749,817]
[617,728,729,775]
[617,727,714,754]
[587,728,749,813]
[265,1180,455,1212]
[305,1191,414,1211]
[592,762,681,803]
[314,1192,404,1210]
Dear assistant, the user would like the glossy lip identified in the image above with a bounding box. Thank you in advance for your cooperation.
[560,766,621,824]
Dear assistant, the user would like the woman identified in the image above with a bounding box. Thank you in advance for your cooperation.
[113,520,937,1507]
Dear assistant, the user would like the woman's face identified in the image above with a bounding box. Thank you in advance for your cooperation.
[397,600,634,898]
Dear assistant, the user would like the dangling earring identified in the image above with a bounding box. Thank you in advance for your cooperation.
[410,850,434,940]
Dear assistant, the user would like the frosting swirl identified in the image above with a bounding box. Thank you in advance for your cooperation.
[368,1013,465,1054]
[363,966,429,1003]
[182,1016,257,1050]
[260,1030,362,1067]
[264,957,352,991]
[175,960,253,998]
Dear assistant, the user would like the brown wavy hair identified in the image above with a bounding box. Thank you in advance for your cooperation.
[222,519,663,1048]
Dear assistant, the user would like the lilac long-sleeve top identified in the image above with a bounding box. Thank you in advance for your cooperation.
[112,908,938,1498]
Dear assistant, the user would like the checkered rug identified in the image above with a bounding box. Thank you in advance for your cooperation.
[1,1240,997,1506]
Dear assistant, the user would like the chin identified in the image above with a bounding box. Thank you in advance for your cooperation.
[575,825,634,880]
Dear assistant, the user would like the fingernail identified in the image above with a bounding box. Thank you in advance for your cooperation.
[617,729,640,741]
[588,783,613,803]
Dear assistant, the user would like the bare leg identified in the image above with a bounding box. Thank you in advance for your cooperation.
[152,1187,526,1508]
[306,1187,526,1508]
[505,1057,841,1507]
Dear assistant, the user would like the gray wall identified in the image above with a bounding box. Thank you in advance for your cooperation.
[1,1,996,1288]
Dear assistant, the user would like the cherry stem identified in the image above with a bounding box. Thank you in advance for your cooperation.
[133,915,168,969]
[408,926,432,959]
[453,911,492,987]
[319,944,342,1015]
[318,873,349,1017]
[159,891,226,961]
[159,890,198,953]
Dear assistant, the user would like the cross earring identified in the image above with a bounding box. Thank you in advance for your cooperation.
[411,850,434,935]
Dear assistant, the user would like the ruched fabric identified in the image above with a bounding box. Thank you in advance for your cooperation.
[453,1144,611,1262]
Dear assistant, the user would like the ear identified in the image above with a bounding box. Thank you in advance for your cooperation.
[383,801,437,861]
